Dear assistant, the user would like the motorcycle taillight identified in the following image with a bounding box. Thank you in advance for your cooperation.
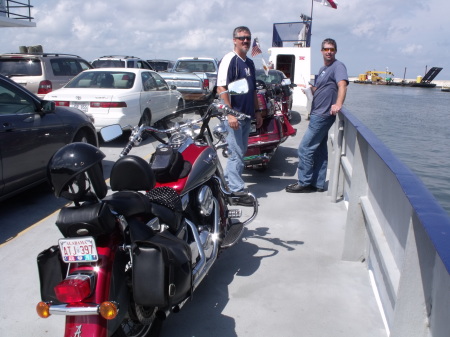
[54,274,91,303]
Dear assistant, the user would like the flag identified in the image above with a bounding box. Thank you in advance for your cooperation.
[262,58,269,76]
[251,38,262,57]
[314,0,338,9]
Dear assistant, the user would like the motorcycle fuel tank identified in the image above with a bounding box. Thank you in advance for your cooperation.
[181,145,218,194]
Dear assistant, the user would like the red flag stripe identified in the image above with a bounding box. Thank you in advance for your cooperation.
[251,38,262,57]
[314,0,338,9]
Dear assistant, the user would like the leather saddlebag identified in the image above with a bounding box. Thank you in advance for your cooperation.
[132,231,192,307]
[56,202,116,238]
[36,245,68,303]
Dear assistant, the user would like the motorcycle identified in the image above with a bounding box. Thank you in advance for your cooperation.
[35,79,258,337]
[243,78,297,169]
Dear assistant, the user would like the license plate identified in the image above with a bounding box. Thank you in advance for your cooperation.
[71,102,89,113]
[59,237,98,263]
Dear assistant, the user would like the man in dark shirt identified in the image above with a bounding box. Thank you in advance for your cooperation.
[217,26,263,205]
[286,38,348,193]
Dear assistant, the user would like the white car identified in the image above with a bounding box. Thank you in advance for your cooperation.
[44,68,184,131]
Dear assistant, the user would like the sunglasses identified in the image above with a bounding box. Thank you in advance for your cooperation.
[322,48,336,52]
[235,36,251,41]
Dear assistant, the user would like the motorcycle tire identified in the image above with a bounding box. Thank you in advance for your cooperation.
[112,302,161,337]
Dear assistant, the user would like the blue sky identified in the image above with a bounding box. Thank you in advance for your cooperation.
[1,0,448,80]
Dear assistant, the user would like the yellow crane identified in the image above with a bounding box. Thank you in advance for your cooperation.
[358,71,394,82]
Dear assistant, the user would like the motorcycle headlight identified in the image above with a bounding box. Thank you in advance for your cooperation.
[213,122,228,140]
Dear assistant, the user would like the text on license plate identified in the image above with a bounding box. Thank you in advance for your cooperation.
[70,102,89,113]
[59,237,98,263]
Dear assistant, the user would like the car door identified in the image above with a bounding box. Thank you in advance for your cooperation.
[140,71,166,122]
[151,72,175,116]
[0,80,66,197]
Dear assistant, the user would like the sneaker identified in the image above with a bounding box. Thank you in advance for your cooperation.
[285,183,315,193]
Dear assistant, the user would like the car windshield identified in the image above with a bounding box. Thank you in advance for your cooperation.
[256,70,286,85]
[149,61,172,72]
[0,59,42,77]
[175,61,216,72]
[92,60,126,68]
[65,71,136,89]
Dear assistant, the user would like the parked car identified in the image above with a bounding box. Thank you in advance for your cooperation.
[44,68,185,131]
[160,57,218,106]
[147,59,175,72]
[255,69,293,110]
[0,74,98,202]
[0,53,93,98]
[91,55,154,70]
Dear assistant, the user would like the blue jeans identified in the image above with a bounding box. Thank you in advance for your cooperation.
[225,118,251,192]
[297,114,336,189]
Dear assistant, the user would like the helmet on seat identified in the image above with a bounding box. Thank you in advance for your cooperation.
[48,143,107,202]
[255,80,266,90]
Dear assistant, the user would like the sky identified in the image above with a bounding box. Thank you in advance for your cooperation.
[1,0,449,81]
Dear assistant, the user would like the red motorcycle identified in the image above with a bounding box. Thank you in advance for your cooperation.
[36,79,257,337]
[244,78,297,169]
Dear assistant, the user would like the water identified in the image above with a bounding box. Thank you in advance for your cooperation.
[344,83,450,214]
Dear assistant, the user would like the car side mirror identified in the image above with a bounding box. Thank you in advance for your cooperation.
[41,100,56,113]
[170,85,177,90]
[281,78,291,86]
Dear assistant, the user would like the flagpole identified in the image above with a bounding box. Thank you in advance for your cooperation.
[310,0,314,46]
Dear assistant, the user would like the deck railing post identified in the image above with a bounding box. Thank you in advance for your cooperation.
[330,115,344,202]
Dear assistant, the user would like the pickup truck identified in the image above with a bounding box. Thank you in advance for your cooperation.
[160,57,218,106]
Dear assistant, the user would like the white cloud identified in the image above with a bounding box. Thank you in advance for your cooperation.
[401,44,423,55]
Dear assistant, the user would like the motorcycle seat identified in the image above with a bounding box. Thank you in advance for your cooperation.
[103,191,152,217]
[110,155,156,192]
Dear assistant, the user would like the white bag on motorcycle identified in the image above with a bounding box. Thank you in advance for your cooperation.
[132,231,192,307]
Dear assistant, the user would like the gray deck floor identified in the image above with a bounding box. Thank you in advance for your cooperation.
[0,106,387,337]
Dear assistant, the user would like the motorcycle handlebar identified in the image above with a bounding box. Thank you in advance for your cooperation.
[118,102,250,156]
[120,140,135,157]
[214,103,250,120]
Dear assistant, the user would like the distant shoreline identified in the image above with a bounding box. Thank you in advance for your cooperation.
[348,77,449,88]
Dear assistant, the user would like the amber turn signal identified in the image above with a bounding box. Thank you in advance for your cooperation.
[99,301,118,320]
[36,302,51,318]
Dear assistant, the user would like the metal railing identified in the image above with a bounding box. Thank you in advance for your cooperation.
[328,107,450,336]
[0,0,33,22]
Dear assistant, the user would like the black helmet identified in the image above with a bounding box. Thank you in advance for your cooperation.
[48,143,107,201]
[255,79,266,90]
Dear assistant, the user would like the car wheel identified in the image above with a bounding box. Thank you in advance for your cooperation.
[139,110,152,140]
[176,99,185,112]
[139,110,152,127]
[73,130,90,144]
